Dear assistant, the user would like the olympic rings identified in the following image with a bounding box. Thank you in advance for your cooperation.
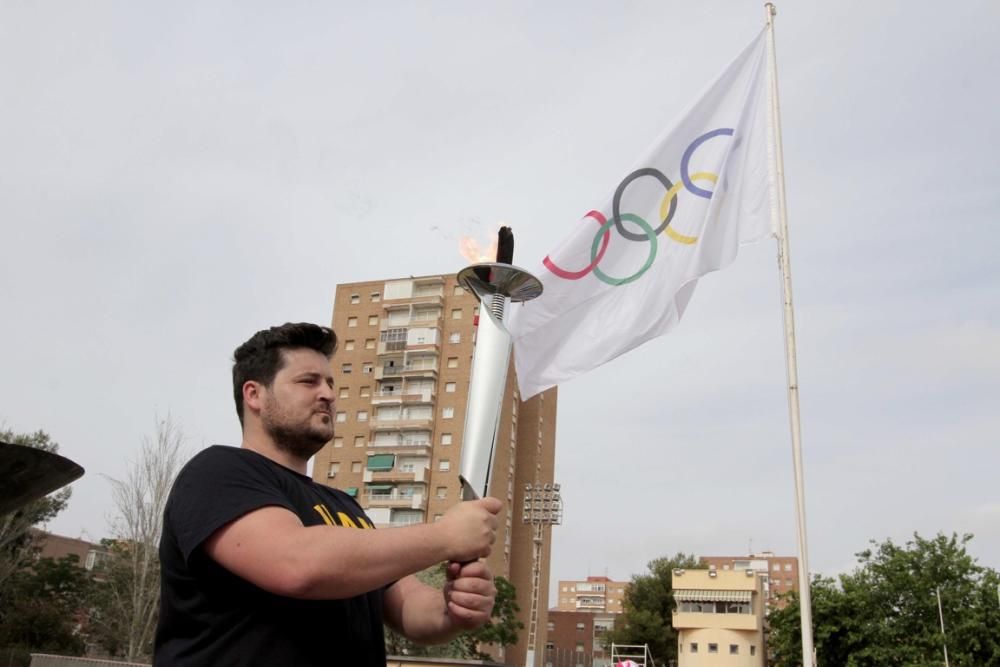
[681,128,733,199]
[612,168,677,241]
[590,213,657,286]
[544,127,735,284]
[543,210,611,280]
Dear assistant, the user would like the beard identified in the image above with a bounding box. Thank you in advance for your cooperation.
[261,395,333,460]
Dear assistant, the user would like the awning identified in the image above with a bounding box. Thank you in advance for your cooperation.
[366,484,394,492]
[674,589,752,603]
[367,454,395,471]
[344,487,358,497]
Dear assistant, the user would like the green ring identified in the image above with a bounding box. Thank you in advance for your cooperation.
[590,213,657,286]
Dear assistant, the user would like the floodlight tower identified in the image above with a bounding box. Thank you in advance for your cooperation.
[522,481,563,667]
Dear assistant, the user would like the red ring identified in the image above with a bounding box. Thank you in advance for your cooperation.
[543,210,611,280]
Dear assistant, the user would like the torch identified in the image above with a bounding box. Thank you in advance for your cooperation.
[456,227,542,500]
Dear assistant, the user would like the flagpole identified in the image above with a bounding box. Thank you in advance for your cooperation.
[765,4,816,666]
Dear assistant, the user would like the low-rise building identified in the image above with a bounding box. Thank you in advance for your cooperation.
[672,568,765,667]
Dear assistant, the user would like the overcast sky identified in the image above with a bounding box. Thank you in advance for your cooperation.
[2,1,997,599]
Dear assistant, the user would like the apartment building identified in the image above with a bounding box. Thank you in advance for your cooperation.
[544,610,615,667]
[672,569,766,667]
[312,274,558,665]
[555,576,627,614]
[545,576,625,667]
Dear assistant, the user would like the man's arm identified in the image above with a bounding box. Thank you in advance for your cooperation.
[383,561,496,644]
[203,497,502,600]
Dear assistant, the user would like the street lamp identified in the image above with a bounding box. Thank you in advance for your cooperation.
[934,586,950,667]
[523,482,563,667]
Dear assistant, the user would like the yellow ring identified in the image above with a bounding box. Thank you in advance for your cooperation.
[658,171,718,245]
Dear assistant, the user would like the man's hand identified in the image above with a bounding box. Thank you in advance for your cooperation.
[437,497,502,562]
[443,560,496,629]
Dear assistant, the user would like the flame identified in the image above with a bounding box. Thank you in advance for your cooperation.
[458,231,499,263]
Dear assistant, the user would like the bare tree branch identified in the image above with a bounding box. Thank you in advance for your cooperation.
[96,414,187,661]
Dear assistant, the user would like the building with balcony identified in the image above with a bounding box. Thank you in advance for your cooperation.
[699,553,799,610]
[555,576,627,614]
[672,569,765,667]
[314,274,559,666]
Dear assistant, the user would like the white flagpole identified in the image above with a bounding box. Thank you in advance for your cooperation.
[765,4,816,666]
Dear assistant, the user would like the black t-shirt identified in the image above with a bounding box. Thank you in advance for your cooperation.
[154,445,386,666]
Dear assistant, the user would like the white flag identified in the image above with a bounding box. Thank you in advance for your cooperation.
[510,29,773,399]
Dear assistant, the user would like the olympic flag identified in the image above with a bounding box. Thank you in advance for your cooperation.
[509,28,773,399]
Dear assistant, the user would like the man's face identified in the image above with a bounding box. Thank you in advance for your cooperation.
[258,347,335,460]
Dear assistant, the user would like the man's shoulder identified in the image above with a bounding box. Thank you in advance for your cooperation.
[181,445,268,473]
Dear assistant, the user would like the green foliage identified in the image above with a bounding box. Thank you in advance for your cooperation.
[604,552,700,665]
[385,564,523,659]
[0,555,90,655]
[768,532,1000,666]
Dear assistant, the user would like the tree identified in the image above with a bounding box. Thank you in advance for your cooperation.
[0,555,91,655]
[768,532,1000,666]
[385,564,523,659]
[88,415,186,662]
[604,552,700,666]
[0,427,72,591]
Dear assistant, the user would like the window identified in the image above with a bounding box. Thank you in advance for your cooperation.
[368,315,378,326]
[328,462,340,477]
[786,579,793,586]
[351,461,361,473]
[357,410,368,422]
[347,317,358,328]
[438,460,450,472]
[333,437,343,448]
[433,514,443,522]
[335,412,347,423]
[345,340,355,351]
[451,308,463,320]
[443,407,454,419]
[365,338,375,349]
[441,433,452,445]
[339,387,349,399]
[575,643,584,653]
[447,357,458,368]
[350,294,360,304]
[362,363,373,374]
[453,285,465,296]
[750,646,757,656]
[445,382,456,393]
[360,386,370,397]
[436,486,447,499]
[730,644,739,655]
[690,643,698,653]
[784,563,793,571]
[341,363,352,373]
[449,332,461,344]
[708,643,718,654]
[370,291,380,302]
[773,563,781,571]
[547,621,555,631]
[575,622,585,631]
[354,436,365,448]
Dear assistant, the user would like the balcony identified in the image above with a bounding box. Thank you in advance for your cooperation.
[380,314,441,332]
[672,610,759,631]
[370,389,435,406]
[363,466,429,484]
[370,417,434,432]
[364,491,427,510]
[374,363,438,381]
[368,439,432,451]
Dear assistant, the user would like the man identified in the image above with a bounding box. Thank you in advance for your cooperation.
[155,322,502,665]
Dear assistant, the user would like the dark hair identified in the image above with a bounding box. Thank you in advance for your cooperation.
[232,322,337,426]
